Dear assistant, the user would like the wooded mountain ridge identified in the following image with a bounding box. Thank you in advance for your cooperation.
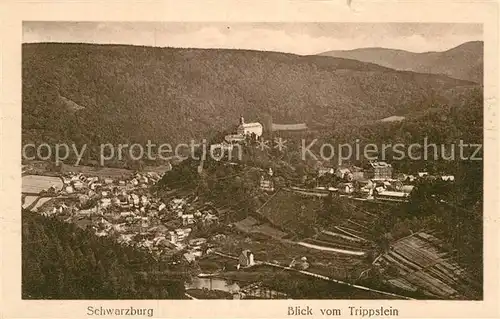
[23,43,479,149]
[319,41,483,83]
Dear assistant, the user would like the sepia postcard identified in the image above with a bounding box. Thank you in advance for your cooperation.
[1,1,499,318]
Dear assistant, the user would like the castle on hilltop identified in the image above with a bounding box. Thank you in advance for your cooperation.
[237,116,263,138]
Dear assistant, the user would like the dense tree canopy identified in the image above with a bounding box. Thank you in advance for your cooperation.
[22,211,186,299]
[23,43,478,162]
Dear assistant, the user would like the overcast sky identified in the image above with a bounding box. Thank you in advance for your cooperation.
[23,22,482,54]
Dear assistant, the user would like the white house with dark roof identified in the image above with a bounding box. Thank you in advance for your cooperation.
[238,249,255,268]
[237,117,263,138]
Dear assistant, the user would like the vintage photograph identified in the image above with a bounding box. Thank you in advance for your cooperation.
[21,22,483,300]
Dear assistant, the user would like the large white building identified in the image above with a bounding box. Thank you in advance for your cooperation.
[237,117,263,138]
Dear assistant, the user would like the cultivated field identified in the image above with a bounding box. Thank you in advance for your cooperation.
[60,164,134,178]
[22,175,63,193]
[22,196,38,209]
[377,232,482,299]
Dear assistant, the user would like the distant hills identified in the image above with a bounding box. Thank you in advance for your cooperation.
[319,41,483,83]
[23,43,479,153]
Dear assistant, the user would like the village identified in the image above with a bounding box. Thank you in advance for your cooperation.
[20,116,474,300]
[22,167,224,264]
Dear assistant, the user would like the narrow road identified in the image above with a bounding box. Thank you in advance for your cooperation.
[295,241,366,256]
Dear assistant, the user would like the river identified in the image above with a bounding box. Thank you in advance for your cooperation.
[185,277,241,294]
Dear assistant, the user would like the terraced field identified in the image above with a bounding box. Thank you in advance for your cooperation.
[235,187,480,299]
[376,232,482,299]
[304,231,372,252]
[255,188,386,254]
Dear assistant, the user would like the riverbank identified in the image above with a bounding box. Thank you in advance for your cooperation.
[185,288,233,299]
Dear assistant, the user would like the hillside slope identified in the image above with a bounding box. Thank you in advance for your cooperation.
[23,43,478,152]
[319,41,483,83]
[22,211,185,299]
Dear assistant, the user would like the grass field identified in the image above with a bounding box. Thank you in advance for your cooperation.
[22,175,63,193]
[233,216,288,239]
[219,232,368,279]
[257,189,323,236]
[22,196,38,209]
[60,164,134,178]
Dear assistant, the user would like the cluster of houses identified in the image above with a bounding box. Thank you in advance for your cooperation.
[168,198,220,227]
[314,160,455,202]
[59,171,162,196]
[34,171,222,263]
[318,160,393,182]
[205,117,457,204]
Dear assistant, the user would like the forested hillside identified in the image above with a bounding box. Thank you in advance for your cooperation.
[23,43,478,156]
[340,87,483,174]
[320,41,483,83]
[22,211,186,299]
